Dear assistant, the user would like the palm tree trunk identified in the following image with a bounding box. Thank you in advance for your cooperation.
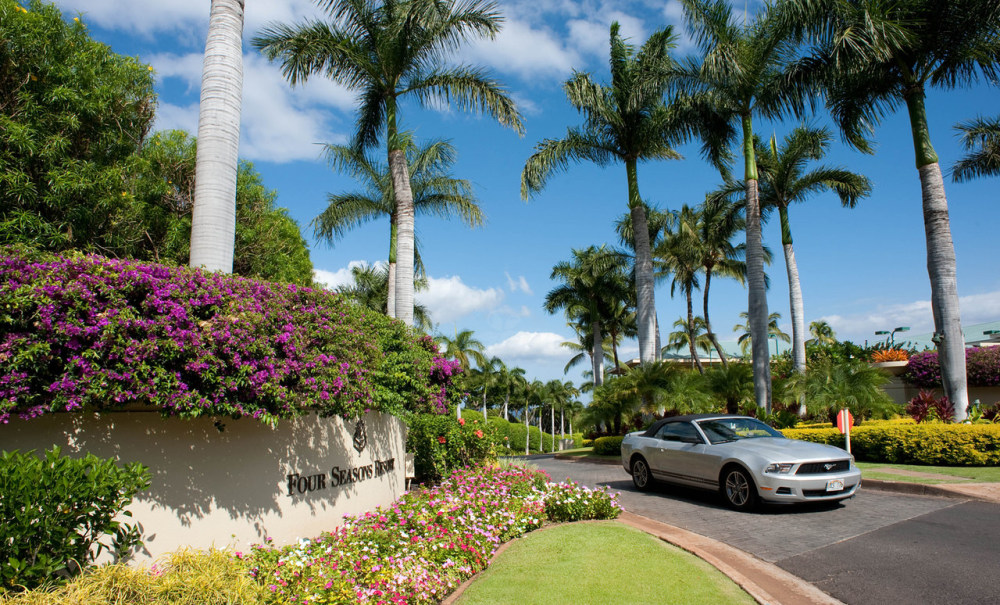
[387,101,416,327]
[386,218,397,317]
[189,0,244,273]
[592,317,605,387]
[503,391,509,421]
[686,290,705,374]
[627,160,657,365]
[524,404,529,455]
[905,90,968,422]
[703,267,729,367]
[482,389,487,422]
[779,205,807,415]
[654,311,661,361]
[743,114,772,412]
[551,408,555,451]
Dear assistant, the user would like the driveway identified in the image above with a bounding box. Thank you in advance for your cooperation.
[528,455,1000,604]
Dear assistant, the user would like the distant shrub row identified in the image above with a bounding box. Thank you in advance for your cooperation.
[782,424,1000,466]
[0,247,461,424]
[484,415,583,453]
[592,436,624,456]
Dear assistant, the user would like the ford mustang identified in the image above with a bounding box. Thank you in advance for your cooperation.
[620,414,861,510]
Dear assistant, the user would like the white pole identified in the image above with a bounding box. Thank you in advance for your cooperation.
[845,411,851,455]
[551,406,555,452]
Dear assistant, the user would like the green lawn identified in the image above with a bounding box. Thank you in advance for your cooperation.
[555,448,620,461]
[456,521,755,605]
[857,462,1000,484]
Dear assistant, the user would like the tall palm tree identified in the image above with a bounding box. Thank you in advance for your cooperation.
[665,316,714,370]
[190,0,244,273]
[695,195,746,367]
[615,201,672,357]
[734,311,789,357]
[953,116,1000,182]
[254,0,523,327]
[719,127,870,376]
[807,320,837,346]
[781,0,1000,421]
[335,262,433,330]
[680,0,807,411]
[498,365,526,421]
[545,246,631,388]
[435,329,486,372]
[315,137,482,316]
[522,22,686,366]
[656,204,704,372]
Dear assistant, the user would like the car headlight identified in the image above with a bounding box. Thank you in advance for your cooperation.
[764,463,794,474]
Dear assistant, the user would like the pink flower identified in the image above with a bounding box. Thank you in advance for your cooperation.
[458,418,465,426]
[475,430,484,439]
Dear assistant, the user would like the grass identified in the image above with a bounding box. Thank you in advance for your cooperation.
[857,462,1000,484]
[456,521,755,605]
[554,447,620,461]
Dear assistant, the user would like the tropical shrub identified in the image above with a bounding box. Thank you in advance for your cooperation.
[405,414,501,482]
[904,347,1000,388]
[0,448,150,592]
[0,248,461,424]
[871,348,910,362]
[786,359,900,421]
[241,465,622,604]
[906,390,955,423]
[592,436,624,456]
[783,424,1000,465]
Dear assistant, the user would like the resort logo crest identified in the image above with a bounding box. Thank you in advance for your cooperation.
[353,419,368,454]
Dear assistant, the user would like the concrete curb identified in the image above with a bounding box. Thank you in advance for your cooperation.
[618,512,844,605]
[861,478,992,501]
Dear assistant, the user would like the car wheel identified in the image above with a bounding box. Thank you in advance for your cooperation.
[721,466,757,511]
[631,457,652,491]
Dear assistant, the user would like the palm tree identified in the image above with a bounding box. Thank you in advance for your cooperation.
[314,137,482,316]
[435,329,486,372]
[656,204,704,372]
[335,262,433,331]
[522,22,686,366]
[953,116,1000,182]
[734,127,871,377]
[189,0,244,273]
[695,195,746,367]
[615,201,672,356]
[665,316,714,370]
[254,0,523,327]
[680,0,807,411]
[734,311,789,357]
[781,0,1000,421]
[546,246,631,388]
[807,320,837,346]
[705,362,754,414]
[497,365,526,421]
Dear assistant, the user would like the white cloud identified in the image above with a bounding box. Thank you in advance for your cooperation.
[486,331,571,361]
[817,290,1000,343]
[148,52,355,163]
[312,260,382,291]
[417,276,505,324]
[464,18,579,80]
[504,272,533,295]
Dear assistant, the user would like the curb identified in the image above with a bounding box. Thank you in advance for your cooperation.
[861,478,989,501]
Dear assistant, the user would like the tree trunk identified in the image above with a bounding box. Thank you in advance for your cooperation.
[703,267,729,367]
[503,392,509,421]
[905,89,968,422]
[190,0,244,273]
[386,101,415,327]
[592,317,604,387]
[686,290,705,374]
[627,160,657,365]
[654,311,661,360]
[524,404,529,455]
[482,389,487,422]
[779,205,807,415]
[551,407,555,451]
[386,218,397,317]
[743,114,771,411]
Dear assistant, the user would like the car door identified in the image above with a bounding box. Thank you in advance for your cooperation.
[648,422,712,488]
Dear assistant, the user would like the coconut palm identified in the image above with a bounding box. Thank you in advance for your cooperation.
[545,246,631,388]
[780,0,1000,421]
[335,262,433,331]
[656,204,704,372]
[497,365,526,421]
[314,137,482,315]
[787,359,897,421]
[953,116,1000,182]
[615,202,672,356]
[665,316,714,370]
[695,195,746,367]
[679,0,807,411]
[435,329,486,372]
[522,22,687,366]
[705,362,754,414]
[807,320,837,346]
[254,0,523,327]
[734,311,789,357]
[189,0,244,273]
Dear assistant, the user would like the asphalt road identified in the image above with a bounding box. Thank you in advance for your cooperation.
[527,455,1000,605]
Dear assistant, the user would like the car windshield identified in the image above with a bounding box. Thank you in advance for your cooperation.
[696,418,784,444]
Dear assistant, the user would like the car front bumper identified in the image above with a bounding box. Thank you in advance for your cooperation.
[755,468,863,503]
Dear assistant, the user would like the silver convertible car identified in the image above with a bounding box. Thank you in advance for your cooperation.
[621,414,861,510]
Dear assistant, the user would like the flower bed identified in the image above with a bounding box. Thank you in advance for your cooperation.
[241,465,623,604]
[903,347,1000,388]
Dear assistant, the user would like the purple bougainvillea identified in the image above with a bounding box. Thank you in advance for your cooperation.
[903,347,1000,388]
[0,248,461,424]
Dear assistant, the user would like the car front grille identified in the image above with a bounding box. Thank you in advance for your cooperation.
[803,486,854,498]
[796,460,850,475]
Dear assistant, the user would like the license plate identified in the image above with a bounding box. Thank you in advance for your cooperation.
[826,479,845,492]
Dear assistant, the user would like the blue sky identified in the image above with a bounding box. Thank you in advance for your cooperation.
[47,0,1000,387]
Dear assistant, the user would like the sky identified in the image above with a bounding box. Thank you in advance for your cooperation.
[44,0,1000,388]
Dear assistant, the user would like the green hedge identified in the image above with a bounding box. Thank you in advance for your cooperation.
[405,414,500,483]
[481,416,582,453]
[592,436,624,456]
[782,424,1000,466]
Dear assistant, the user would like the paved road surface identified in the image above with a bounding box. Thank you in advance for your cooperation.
[527,455,1000,605]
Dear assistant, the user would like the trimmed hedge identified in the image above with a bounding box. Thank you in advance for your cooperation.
[782,424,1000,466]
[592,436,624,456]
[485,416,582,453]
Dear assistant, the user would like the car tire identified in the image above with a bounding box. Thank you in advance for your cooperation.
[631,456,652,491]
[721,466,758,511]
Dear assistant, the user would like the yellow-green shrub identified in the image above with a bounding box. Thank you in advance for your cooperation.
[782,424,1000,466]
[592,436,624,456]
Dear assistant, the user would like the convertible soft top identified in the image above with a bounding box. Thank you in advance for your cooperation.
[641,413,748,437]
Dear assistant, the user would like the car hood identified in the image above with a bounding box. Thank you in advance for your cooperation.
[717,437,850,461]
